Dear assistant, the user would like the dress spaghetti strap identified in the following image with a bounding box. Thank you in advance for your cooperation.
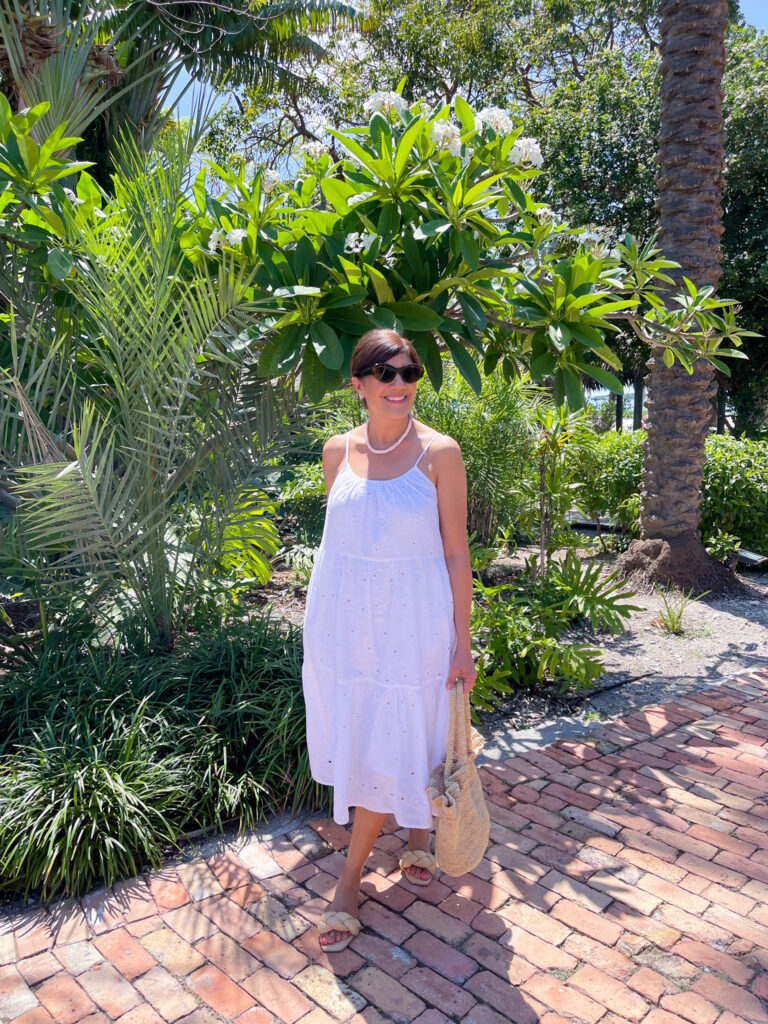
[413,433,438,468]
[343,431,350,466]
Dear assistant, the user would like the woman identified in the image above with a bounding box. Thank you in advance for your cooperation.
[302,328,476,952]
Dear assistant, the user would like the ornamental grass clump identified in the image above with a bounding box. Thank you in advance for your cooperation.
[654,585,708,634]
[0,701,188,901]
[0,615,314,902]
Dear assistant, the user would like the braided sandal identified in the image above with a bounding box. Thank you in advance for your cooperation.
[316,910,361,953]
[399,849,438,887]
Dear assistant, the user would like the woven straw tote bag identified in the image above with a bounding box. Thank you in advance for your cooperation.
[427,683,490,876]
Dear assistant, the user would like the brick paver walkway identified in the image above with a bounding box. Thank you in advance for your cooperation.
[2,668,768,1024]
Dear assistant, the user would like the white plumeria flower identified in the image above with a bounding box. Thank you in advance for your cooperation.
[345,231,376,253]
[430,120,462,157]
[262,168,281,194]
[510,137,544,167]
[363,91,408,116]
[301,139,327,160]
[477,106,515,136]
[208,228,222,252]
[226,228,247,246]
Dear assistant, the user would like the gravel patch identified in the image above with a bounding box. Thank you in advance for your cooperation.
[478,558,768,761]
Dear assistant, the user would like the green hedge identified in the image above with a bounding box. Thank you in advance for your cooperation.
[588,432,768,553]
[701,436,768,551]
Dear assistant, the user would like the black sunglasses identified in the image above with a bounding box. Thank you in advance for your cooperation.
[357,363,425,384]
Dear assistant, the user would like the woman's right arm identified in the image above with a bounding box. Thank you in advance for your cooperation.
[321,434,347,496]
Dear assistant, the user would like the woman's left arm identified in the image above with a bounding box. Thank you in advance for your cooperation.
[434,436,476,693]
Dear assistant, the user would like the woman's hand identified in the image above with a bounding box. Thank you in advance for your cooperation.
[446,647,476,693]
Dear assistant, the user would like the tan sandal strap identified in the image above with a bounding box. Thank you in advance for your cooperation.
[400,850,437,872]
[317,911,361,937]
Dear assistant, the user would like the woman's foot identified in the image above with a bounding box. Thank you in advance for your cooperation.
[401,828,434,883]
[318,873,361,948]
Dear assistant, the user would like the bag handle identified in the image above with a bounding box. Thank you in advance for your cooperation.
[444,682,472,778]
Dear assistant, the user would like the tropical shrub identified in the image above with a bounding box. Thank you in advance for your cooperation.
[279,461,327,546]
[700,436,768,553]
[471,550,639,705]
[415,367,543,544]
[0,122,284,649]
[580,430,646,526]
[0,614,316,900]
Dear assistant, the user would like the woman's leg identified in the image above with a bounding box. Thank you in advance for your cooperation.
[403,826,433,881]
[319,806,388,947]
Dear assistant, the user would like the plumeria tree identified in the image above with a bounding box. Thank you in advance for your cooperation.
[198,91,744,408]
[0,89,751,640]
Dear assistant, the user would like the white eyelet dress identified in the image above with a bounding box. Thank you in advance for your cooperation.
[302,430,455,828]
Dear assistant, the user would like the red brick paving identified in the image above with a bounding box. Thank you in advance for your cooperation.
[2,668,768,1023]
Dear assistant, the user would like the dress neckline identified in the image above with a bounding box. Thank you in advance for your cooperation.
[338,462,436,490]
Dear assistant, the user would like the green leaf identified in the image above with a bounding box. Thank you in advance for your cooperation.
[662,347,675,368]
[75,171,102,205]
[459,231,479,270]
[454,96,474,131]
[580,364,624,394]
[715,348,749,359]
[463,174,505,205]
[458,293,488,332]
[320,177,357,214]
[301,339,336,402]
[300,175,317,205]
[369,112,391,157]
[369,306,400,330]
[483,347,501,376]
[413,219,451,239]
[271,324,306,374]
[394,117,424,177]
[443,335,482,393]
[585,299,639,317]
[0,93,11,135]
[328,129,391,181]
[707,357,731,376]
[46,249,72,280]
[320,285,368,308]
[548,323,571,351]
[273,285,322,298]
[387,302,443,330]
[411,332,443,390]
[530,351,556,378]
[366,264,395,304]
[592,344,623,371]
[378,202,399,244]
[566,322,604,348]
[15,133,39,176]
[293,236,316,281]
[561,368,583,409]
[310,321,344,369]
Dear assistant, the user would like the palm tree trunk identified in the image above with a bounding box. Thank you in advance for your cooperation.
[617,0,737,593]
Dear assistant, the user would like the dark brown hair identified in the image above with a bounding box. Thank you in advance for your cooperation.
[350,329,420,379]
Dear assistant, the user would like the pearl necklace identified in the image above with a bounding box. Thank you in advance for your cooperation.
[365,415,413,454]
